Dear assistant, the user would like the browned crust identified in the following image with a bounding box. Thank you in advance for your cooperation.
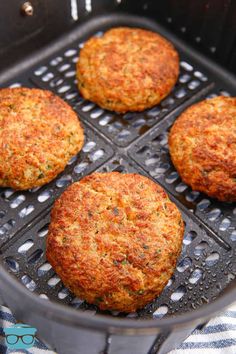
[46,172,184,312]
[169,96,236,202]
[0,87,84,190]
[77,27,179,113]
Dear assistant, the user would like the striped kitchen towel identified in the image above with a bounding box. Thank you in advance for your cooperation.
[0,303,236,354]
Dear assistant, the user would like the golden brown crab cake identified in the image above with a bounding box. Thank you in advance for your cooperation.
[0,87,84,190]
[77,27,179,113]
[46,172,184,313]
[169,96,236,202]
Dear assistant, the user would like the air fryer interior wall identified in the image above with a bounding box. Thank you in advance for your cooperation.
[1,1,236,74]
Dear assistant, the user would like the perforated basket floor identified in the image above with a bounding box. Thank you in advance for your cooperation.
[0,14,235,321]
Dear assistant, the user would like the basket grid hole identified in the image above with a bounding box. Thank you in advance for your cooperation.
[67,155,77,165]
[194,71,208,81]
[126,312,138,318]
[186,190,200,202]
[50,77,64,88]
[0,210,5,219]
[70,297,84,308]
[153,305,168,319]
[57,85,71,94]
[183,230,197,245]
[82,102,95,112]
[42,72,54,82]
[145,155,160,167]
[113,165,126,173]
[207,208,221,221]
[0,219,15,235]
[5,257,19,273]
[99,115,113,126]
[64,49,77,57]
[179,73,191,83]
[82,141,96,152]
[89,149,105,162]
[58,287,70,300]
[38,262,52,277]
[2,189,14,200]
[131,118,146,128]
[10,195,26,208]
[30,186,41,193]
[28,249,43,264]
[65,90,77,101]
[189,268,203,284]
[175,182,188,193]
[117,129,132,141]
[38,225,49,238]
[170,285,186,301]
[152,132,168,147]
[18,239,34,254]
[177,257,192,272]
[166,276,174,288]
[47,275,61,287]
[165,171,179,184]
[150,163,171,177]
[197,199,211,211]
[180,61,193,71]
[56,175,72,188]
[188,80,201,90]
[194,241,208,256]
[161,96,175,107]
[74,162,89,174]
[175,88,187,99]
[219,90,230,96]
[205,252,220,266]
[146,107,161,119]
[21,275,36,292]
[207,90,231,99]
[19,205,34,218]
[230,230,236,242]
[50,57,63,66]
[9,82,22,88]
[37,189,52,203]
[90,108,104,119]
[58,63,71,72]
[136,145,150,156]
[219,218,231,231]
[34,66,48,76]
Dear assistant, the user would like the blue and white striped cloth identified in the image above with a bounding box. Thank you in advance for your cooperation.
[0,303,236,354]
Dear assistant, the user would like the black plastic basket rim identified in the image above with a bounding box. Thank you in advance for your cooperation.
[1,265,235,334]
[0,13,236,336]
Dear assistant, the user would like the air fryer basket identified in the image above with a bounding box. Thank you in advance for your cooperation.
[0,11,236,354]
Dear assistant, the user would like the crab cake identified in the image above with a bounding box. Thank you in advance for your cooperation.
[169,96,236,202]
[77,27,179,113]
[0,87,84,190]
[47,172,184,312]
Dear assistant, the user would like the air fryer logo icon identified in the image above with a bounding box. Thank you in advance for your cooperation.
[4,323,37,350]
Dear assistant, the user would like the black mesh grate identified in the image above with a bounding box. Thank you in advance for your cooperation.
[129,89,236,251]
[0,15,236,322]
[2,156,235,320]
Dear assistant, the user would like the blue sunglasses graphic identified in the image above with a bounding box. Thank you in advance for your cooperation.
[4,323,37,349]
